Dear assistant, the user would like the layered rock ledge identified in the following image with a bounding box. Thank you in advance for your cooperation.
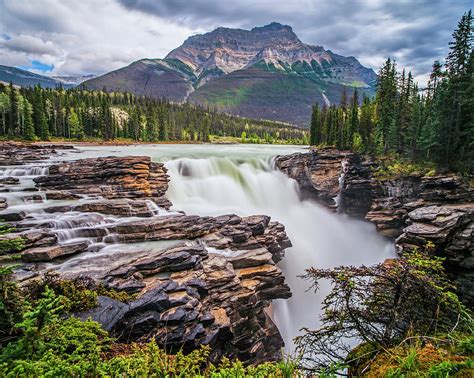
[0,143,293,364]
[276,148,474,305]
[34,155,171,209]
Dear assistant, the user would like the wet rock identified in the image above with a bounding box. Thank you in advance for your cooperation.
[21,241,89,262]
[0,211,26,222]
[0,177,20,185]
[45,191,81,200]
[0,142,70,165]
[73,199,157,217]
[76,296,129,331]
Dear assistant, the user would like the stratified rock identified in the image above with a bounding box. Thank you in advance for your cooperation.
[0,177,20,185]
[0,142,72,165]
[22,241,89,262]
[34,156,170,207]
[276,148,473,306]
[396,204,474,305]
[275,148,347,207]
[62,215,292,364]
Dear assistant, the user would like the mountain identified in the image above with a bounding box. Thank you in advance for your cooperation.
[0,65,74,89]
[83,59,194,101]
[84,22,378,126]
[52,74,97,85]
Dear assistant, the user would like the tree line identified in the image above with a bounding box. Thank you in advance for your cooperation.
[310,10,473,171]
[0,85,308,144]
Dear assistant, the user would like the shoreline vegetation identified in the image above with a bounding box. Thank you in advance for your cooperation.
[0,136,305,146]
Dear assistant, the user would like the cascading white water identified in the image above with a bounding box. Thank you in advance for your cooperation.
[165,154,395,352]
[0,165,49,177]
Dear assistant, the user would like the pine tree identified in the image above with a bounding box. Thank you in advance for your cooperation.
[348,89,359,148]
[22,100,35,140]
[310,104,320,145]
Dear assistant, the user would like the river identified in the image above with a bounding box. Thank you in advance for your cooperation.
[1,143,395,353]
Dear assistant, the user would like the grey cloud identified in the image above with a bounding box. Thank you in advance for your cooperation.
[0,0,471,83]
[0,35,61,56]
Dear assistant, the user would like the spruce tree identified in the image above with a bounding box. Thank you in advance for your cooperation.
[438,10,473,168]
[348,89,359,148]
[310,104,320,145]
[22,100,35,141]
[375,58,398,152]
[8,82,20,136]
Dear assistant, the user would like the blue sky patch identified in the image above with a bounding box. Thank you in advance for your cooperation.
[19,60,54,73]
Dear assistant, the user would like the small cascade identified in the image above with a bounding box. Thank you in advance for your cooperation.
[333,158,350,212]
[0,165,49,177]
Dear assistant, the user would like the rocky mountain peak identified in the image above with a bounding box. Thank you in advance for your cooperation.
[251,22,294,33]
[165,22,308,75]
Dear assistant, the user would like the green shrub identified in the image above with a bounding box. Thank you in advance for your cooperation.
[25,272,136,312]
[0,223,25,254]
[0,265,24,347]
[373,155,438,180]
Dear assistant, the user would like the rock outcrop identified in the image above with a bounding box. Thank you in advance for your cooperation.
[33,156,170,208]
[275,149,347,208]
[275,148,474,305]
[1,143,293,364]
[396,205,474,305]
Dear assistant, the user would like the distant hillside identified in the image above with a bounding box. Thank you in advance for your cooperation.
[52,74,96,85]
[0,65,73,88]
[84,22,377,127]
[83,59,193,101]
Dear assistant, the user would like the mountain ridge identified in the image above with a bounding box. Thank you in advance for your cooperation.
[0,65,75,89]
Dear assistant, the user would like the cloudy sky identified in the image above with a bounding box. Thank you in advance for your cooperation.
[0,0,470,84]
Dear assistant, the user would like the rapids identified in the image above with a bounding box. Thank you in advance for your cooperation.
[2,144,395,353]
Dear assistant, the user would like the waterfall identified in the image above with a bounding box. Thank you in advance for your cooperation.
[165,155,395,353]
[2,144,395,355]
[334,158,349,211]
